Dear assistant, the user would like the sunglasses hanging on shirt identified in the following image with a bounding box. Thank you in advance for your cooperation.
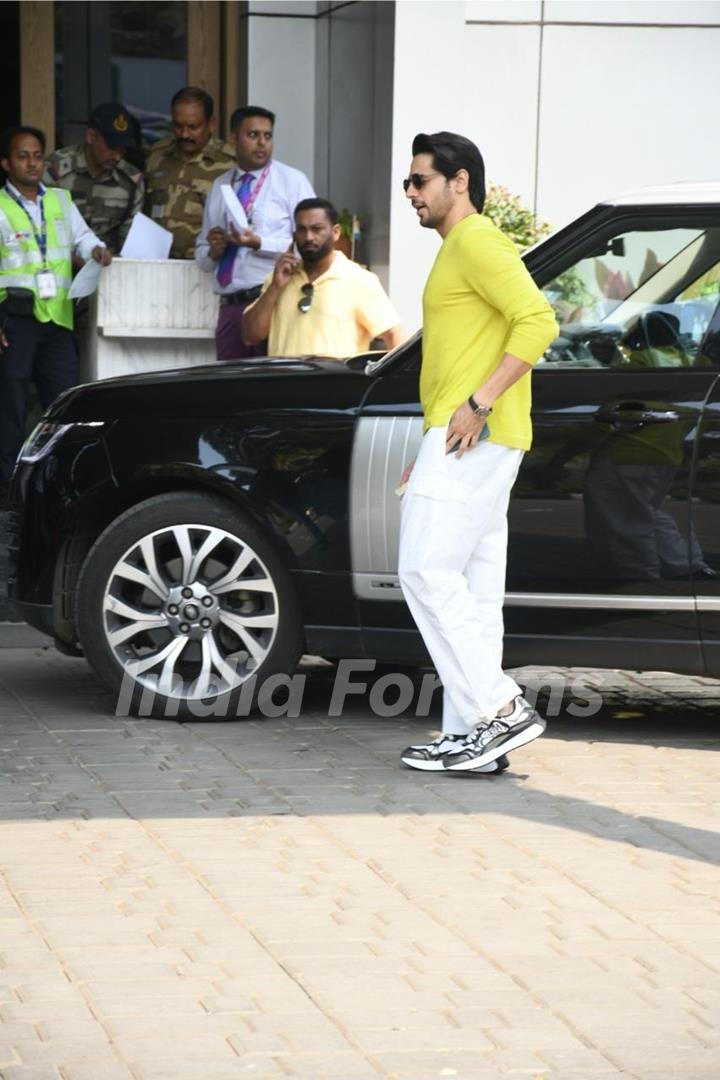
[297,283,314,313]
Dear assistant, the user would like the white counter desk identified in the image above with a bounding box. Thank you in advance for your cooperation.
[82,258,220,382]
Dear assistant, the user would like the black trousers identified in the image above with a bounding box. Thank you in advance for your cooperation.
[0,314,78,494]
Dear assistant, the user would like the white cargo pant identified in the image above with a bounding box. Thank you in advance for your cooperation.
[398,427,523,735]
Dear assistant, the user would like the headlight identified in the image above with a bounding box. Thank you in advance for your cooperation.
[19,422,74,464]
[19,421,106,464]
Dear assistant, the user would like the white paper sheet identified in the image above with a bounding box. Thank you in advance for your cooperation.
[68,258,102,299]
[120,212,173,260]
[221,184,248,232]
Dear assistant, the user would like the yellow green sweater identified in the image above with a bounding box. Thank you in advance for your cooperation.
[421,213,558,450]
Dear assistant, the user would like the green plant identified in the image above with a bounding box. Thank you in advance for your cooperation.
[551,268,591,307]
[543,264,597,324]
[483,183,550,251]
[337,208,362,240]
[484,184,589,318]
[337,209,353,239]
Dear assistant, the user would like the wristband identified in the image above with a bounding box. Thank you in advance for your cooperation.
[468,394,492,418]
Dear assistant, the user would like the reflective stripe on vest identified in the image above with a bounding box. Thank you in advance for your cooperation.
[0,188,75,329]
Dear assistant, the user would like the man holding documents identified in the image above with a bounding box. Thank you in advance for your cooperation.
[0,125,110,507]
[145,87,235,261]
[195,105,314,360]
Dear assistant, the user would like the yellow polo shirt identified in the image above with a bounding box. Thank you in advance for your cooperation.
[422,214,558,449]
[260,251,400,358]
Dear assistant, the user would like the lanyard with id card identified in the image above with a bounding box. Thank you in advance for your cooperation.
[8,187,57,299]
[37,269,57,298]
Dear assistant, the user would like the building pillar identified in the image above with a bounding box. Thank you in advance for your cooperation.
[187,1,221,121]
[20,1,55,146]
[222,1,246,133]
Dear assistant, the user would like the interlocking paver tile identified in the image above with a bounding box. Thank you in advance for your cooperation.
[0,649,718,1079]
[59,1066,135,1080]
[0,1067,61,1080]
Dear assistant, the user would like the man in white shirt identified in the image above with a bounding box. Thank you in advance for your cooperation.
[195,106,314,361]
[0,125,110,506]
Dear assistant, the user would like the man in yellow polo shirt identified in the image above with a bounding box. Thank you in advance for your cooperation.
[398,131,557,775]
[243,198,406,357]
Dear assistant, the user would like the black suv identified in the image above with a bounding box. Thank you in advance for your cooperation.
[9,184,720,716]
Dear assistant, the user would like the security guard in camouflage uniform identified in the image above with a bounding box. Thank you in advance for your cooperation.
[145,86,234,260]
[44,103,143,255]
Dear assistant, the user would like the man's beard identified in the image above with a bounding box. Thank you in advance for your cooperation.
[300,239,333,264]
[419,205,448,230]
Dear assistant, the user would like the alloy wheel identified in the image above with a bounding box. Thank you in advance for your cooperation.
[102,523,279,702]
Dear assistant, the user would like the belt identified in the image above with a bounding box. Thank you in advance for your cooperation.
[220,286,262,305]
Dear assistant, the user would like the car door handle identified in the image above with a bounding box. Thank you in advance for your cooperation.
[594,403,680,428]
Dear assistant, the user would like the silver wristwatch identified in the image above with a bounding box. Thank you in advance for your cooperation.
[468,394,493,418]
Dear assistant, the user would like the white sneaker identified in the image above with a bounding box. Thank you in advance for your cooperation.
[443,696,546,772]
[401,733,509,773]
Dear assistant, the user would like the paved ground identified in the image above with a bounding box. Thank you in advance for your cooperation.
[0,645,718,1080]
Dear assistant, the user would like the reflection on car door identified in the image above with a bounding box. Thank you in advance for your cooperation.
[690,344,720,676]
[505,368,709,672]
[508,212,720,672]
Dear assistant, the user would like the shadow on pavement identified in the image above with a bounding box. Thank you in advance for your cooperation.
[300,662,720,751]
[0,649,717,873]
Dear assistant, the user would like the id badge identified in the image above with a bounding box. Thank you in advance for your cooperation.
[36,270,57,299]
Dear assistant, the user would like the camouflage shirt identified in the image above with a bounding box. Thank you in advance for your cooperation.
[44,144,145,254]
[144,135,236,260]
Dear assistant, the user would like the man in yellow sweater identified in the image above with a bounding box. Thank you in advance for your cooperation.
[398,131,557,774]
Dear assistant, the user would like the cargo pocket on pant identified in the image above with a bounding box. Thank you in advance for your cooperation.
[410,427,476,503]
[412,475,471,502]
[412,470,473,503]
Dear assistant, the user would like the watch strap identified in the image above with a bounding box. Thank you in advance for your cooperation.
[468,394,492,417]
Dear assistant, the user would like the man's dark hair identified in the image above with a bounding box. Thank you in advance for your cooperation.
[171,86,214,120]
[294,197,338,225]
[412,131,486,213]
[230,106,276,131]
[0,125,46,160]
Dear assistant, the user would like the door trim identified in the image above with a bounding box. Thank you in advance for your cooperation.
[353,573,720,610]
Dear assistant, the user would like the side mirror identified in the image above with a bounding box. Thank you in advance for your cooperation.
[585,236,626,259]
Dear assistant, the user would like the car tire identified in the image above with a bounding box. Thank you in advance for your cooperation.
[76,492,302,719]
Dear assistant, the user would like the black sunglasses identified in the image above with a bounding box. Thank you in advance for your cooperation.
[297,283,314,314]
[402,171,442,193]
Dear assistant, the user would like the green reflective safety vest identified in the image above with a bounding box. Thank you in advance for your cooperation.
[0,187,75,330]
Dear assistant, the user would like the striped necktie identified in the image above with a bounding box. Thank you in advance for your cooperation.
[216,172,254,287]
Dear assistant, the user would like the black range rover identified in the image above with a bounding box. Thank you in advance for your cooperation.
[8,183,720,716]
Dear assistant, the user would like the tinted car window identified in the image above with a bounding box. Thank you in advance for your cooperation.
[540,224,720,370]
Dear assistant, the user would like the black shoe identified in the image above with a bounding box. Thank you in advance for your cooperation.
[695,566,720,580]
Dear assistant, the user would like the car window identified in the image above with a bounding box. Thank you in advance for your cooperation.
[364,329,421,376]
[539,225,720,370]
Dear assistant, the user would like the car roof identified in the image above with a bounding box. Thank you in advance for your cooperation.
[601,181,720,206]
